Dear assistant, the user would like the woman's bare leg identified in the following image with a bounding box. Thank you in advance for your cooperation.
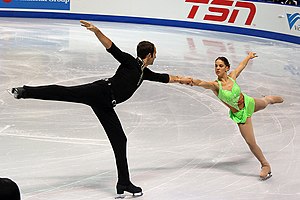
[254,96,283,113]
[238,117,271,179]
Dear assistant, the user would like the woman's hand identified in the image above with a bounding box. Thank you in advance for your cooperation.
[179,77,193,86]
[248,52,258,59]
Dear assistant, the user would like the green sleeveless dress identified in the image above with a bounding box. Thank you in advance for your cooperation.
[217,77,255,124]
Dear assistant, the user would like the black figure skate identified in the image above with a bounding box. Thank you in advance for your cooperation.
[10,87,25,99]
[115,182,143,199]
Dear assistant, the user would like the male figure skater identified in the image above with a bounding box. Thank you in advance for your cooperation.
[11,20,192,198]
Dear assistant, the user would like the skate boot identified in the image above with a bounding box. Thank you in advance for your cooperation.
[260,164,272,181]
[115,182,143,199]
[11,87,25,99]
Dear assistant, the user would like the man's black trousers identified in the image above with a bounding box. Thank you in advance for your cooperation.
[22,80,131,185]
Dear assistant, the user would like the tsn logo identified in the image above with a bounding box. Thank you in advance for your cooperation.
[185,0,256,26]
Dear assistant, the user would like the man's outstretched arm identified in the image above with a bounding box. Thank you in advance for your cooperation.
[80,20,112,49]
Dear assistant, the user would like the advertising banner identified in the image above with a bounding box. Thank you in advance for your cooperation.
[0,0,70,10]
[0,0,299,44]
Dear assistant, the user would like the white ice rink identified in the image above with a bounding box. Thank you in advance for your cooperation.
[1,17,300,200]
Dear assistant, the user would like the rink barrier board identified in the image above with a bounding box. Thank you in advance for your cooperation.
[0,10,299,45]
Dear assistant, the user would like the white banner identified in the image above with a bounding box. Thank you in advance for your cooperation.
[1,0,299,43]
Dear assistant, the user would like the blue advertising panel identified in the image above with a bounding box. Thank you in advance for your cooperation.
[0,0,70,10]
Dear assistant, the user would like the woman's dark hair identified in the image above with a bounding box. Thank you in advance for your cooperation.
[137,41,155,59]
[215,57,230,67]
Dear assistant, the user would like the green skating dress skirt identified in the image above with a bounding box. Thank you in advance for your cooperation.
[229,93,255,124]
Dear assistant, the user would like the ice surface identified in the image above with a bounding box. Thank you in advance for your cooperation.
[0,17,300,200]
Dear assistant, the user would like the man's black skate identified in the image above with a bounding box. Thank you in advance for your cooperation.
[115,182,143,199]
[11,87,25,99]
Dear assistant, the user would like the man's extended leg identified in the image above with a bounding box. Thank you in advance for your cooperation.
[12,81,110,106]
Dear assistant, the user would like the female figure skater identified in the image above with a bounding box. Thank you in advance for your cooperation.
[191,52,283,180]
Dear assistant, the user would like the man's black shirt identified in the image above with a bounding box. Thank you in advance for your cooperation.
[107,43,169,104]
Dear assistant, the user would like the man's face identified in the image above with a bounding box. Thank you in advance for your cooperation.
[147,47,156,65]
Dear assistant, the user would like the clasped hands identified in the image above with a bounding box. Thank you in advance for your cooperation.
[178,76,195,86]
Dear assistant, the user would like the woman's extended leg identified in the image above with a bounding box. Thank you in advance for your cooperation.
[238,117,271,180]
[254,96,283,113]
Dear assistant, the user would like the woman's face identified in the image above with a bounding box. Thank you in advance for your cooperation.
[215,59,229,77]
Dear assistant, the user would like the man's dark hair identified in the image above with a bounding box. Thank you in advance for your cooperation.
[0,178,21,200]
[137,41,155,59]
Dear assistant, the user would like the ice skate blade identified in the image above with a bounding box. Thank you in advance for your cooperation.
[260,172,272,181]
[7,88,20,99]
[6,89,14,96]
[115,192,143,199]
[132,192,143,197]
[115,194,125,199]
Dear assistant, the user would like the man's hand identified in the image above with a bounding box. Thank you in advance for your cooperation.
[80,20,98,33]
[80,20,112,49]
[179,77,193,86]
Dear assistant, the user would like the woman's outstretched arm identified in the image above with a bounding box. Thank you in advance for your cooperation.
[192,79,218,91]
[230,52,257,79]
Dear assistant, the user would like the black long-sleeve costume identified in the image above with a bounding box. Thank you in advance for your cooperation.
[21,43,169,185]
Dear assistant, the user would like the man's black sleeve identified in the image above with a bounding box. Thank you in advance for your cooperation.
[106,43,132,65]
[143,68,169,83]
